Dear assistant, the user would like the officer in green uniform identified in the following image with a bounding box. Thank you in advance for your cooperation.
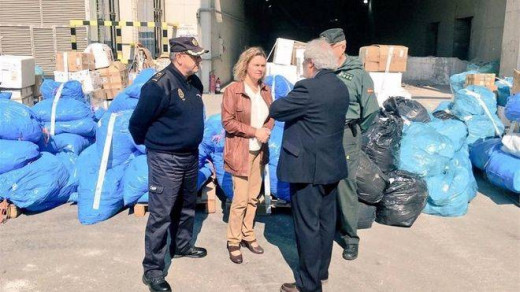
[319,28,379,261]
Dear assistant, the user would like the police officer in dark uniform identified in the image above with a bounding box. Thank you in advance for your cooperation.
[129,37,208,292]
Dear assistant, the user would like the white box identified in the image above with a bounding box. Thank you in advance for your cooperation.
[266,63,300,85]
[369,72,403,94]
[54,70,102,94]
[0,55,36,88]
[273,38,295,66]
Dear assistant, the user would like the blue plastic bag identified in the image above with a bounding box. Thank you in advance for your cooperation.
[41,79,85,101]
[429,118,468,151]
[39,133,92,155]
[125,68,156,98]
[496,77,513,107]
[433,101,453,113]
[505,93,520,122]
[469,138,501,170]
[32,98,93,122]
[264,75,294,99]
[452,86,497,119]
[107,92,139,113]
[0,99,42,143]
[0,92,12,99]
[399,123,455,177]
[449,71,478,94]
[466,60,500,74]
[96,110,138,168]
[55,152,79,201]
[465,115,504,145]
[485,149,520,193]
[0,140,40,175]
[42,117,97,137]
[451,147,478,202]
[77,145,127,225]
[268,123,290,201]
[0,152,69,212]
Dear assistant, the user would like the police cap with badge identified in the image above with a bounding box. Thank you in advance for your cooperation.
[169,37,209,56]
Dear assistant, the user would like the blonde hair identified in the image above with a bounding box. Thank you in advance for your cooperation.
[233,47,267,81]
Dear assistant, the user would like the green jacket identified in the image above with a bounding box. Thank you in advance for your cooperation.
[335,55,379,132]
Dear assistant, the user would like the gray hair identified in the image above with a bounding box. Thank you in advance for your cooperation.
[304,39,337,70]
[169,52,178,60]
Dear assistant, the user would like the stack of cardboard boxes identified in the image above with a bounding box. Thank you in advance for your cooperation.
[359,45,410,105]
[91,61,129,100]
[266,38,306,85]
[0,55,36,106]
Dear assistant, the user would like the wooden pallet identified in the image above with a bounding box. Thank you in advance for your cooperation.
[133,181,217,217]
[0,200,21,223]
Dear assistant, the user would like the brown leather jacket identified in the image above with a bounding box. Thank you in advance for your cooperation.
[222,81,275,177]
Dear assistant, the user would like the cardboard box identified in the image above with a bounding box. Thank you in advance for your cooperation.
[97,61,128,90]
[103,88,120,99]
[0,55,36,88]
[359,45,408,72]
[266,63,299,85]
[513,69,520,95]
[56,52,95,72]
[465,73,497,91]
[369,72,403,94]
[54,70,102,93]
[273,38,295,65]
[3,86,34,106]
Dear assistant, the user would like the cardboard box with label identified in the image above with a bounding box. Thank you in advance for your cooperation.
[359,45,408,72]
[0,55,36,88]
[513,69,520,95]
[56,52,95,72]
[97,61,128,91]
[465,73,497,91]
[54,70,102,94]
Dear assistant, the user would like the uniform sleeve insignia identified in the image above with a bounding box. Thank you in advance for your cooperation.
[178,88,185,101]
[151,72,165,82]
[339,72,354,81]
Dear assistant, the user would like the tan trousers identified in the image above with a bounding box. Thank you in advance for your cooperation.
[227,150,263,245]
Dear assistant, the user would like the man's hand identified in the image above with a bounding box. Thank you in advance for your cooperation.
[255,127,271,143]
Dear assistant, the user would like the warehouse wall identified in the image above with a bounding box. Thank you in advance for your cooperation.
[499,0,520,76]
[372,0,507,62]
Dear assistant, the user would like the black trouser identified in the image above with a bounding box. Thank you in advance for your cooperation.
[291,182,338,292]
[337,123,360,246]
[142,149,198,278]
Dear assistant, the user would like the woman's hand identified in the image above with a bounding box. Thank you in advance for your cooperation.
[255,128,271,143]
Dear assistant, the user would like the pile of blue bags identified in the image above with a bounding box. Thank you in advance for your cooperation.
[469,93,520,194]
[0,99,72,212]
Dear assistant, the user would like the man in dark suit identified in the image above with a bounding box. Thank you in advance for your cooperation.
[270,39,350,292]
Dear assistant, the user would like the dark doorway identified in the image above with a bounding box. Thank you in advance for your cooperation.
[453,16,473,60]
[425,22,439,56]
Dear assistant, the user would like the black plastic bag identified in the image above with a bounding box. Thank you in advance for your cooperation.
[356,151,388,204]
[376,170,428,228]
[362,110,403,174]
[432,110,462,121]
[357,201,377,229]
[383,96,431,123]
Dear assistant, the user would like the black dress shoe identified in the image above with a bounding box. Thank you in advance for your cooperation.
[173,246,207,258]
[142,274,172,292]
[342,244,358,260]
[280,282,300,292]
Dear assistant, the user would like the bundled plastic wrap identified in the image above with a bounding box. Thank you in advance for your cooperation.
[496,77,513,107]
[96,111,139,168]
[40,79,85,101]
[0,99,42,143]
[449,71,478,94]
[42,117,97,137]
[356,151,387,204]
[376,170,428,227]
[383,96,431,123]
[505,93,520,122]
[465,115,504,145]
[39,133,91,155]
[451,86,498,118]
[357,202,377,229]
[485,149,520,193]
[0,140,40,175]
[268,123,291,201]
[466,60,499,74]
[77,145,127,225]
[0,153,69,212]
[429,118,468,151]
[0,92,12,99]
[469,138,502,170]
[55,152,79,201]
[399,122,455,177]
[362,111,403,173]
[264,75,293,99]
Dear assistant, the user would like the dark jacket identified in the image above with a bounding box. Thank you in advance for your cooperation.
[129,64,204,153]
[270,69,349,184]
[221,81,275,176]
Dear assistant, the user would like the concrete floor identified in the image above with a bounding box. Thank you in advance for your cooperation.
[1,87,520,292]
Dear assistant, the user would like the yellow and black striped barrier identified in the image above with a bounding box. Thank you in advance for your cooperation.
[69,20,176,61]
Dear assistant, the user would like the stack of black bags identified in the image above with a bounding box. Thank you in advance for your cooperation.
[356,97,430,229]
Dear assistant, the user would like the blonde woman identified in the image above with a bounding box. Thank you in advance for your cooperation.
[221,47,274,264]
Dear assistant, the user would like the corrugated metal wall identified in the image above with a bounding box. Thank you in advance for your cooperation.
[0,0,87,75]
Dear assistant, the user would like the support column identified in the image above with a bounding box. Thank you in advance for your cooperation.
[499,0,520,76]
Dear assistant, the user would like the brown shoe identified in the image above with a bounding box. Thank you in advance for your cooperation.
[227,242,243,264]
[280,282,300,292]
[240,239,264,254]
